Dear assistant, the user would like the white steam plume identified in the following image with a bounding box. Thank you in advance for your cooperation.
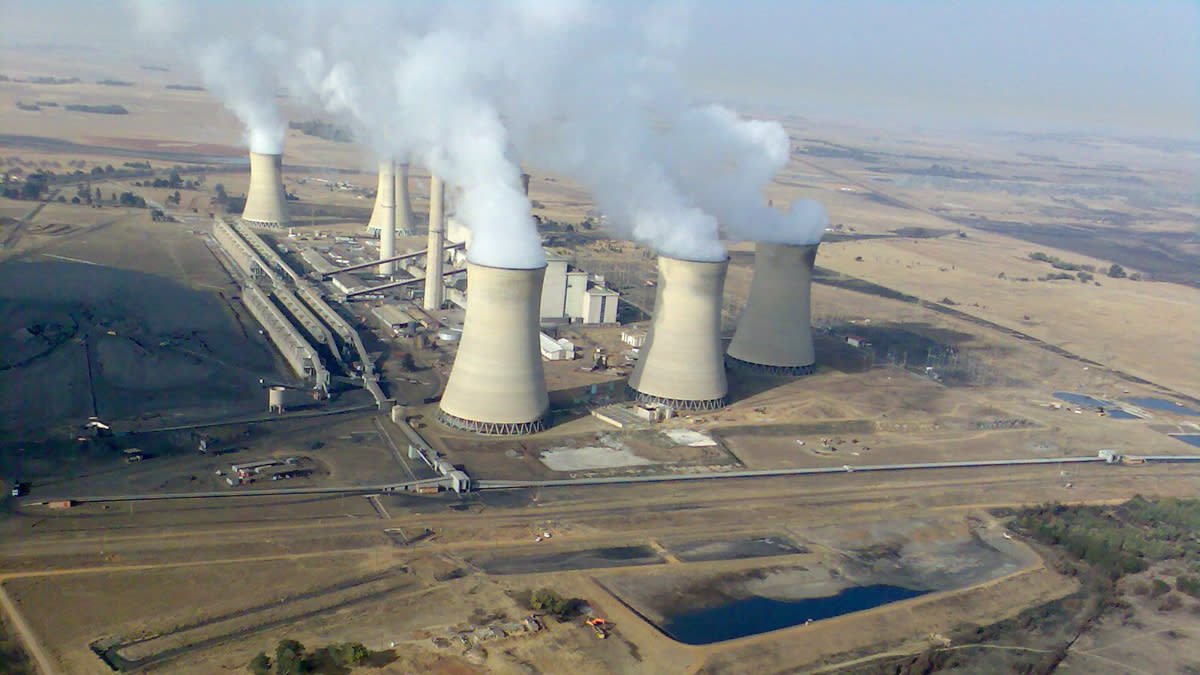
[197,39,286,154]
[659,106,825,245]
[129,0,286,154]
[127,1,821,264]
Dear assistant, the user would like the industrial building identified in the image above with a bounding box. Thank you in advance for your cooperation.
[330,272,369,296]
[539,332,576,361]
[439,262,549,434]
[299,248,338,276]
[582,286,619,324]
[727,242,819,375]
[213,218,271,282]
[540,255,620,325]
[240,151,290,229]
[372,305,414,336]
[628,255,729,410]
[240,284,328,390]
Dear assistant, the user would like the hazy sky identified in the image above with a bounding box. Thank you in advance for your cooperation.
[1,0,1196,137]
[677,0,1198,135]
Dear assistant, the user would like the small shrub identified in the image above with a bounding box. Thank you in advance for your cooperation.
[248,652,271,675]
[1158,593,1183,612]
[1177,575,1200,599]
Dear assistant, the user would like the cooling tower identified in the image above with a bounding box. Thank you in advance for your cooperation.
[438,262,549,434]
[423,173,446,311]
[727,243,818,375]
[369,161,396,275]
[241,152,289,229]
[628,255,729,410]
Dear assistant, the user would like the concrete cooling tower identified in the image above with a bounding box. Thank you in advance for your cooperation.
[727,243,819,375]
[438,262,549,434]
[628,255,729,410]
[369,161,396,274]
[241,152,289,229]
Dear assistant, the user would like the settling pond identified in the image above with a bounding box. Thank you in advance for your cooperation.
[1124,397,1200,417]
[1053,393,1139,419]
[661,584,929,645]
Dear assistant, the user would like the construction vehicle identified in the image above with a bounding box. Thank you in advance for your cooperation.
[586,617,610,639]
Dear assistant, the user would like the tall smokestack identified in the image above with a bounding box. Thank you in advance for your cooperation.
[629,255,729,410]
[727,243,818,375]
[396,163,412,236]
[241,151,289,229]
[439,262,549,434]
[369,160,396,275]
[423,173,446,311]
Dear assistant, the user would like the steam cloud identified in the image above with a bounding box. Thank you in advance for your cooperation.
[129,1,826,265]
[198,39,286,155]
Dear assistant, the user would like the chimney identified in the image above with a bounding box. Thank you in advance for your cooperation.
[628,255,728,410]
[727,242,818,375]
[423,173,445,311]
[396,163,412,236]
[438,262,549,434]
[368,160,396,275]
[241,151,289,229]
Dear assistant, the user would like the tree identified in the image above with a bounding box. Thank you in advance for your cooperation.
[528,588,583,620]
[1107,263,1126,279]
[274,639,308,675]
[329,642,369,667]
[248,652,271,675]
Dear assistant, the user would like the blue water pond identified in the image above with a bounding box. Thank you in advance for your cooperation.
[661,584,929,645]
[1124,398,1200,417]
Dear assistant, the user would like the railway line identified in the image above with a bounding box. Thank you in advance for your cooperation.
[23,453,1198,506]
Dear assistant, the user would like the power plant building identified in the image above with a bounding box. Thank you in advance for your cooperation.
[241,152,290,230]
[539,255,620,325]
[727,242,819,375]
[628,255,729,410]
[582,286,619,324]
[439,262,549,434]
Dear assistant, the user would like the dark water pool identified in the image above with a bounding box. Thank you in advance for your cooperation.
[1054,392,1108,407]
[660,584,929,645]
[1170,435,1200,448]
[1054,393,1140,419]
[1124,397,1200,417]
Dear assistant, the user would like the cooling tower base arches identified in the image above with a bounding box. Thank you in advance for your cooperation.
[437,409,546,435]
[725,355,816,377]
[242,218,286,230]
[631,388,727,411]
